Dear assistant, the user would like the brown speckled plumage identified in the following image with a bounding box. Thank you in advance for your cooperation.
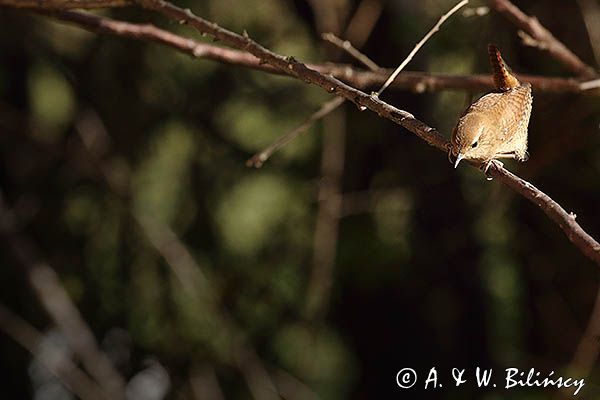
[450,45,533,168]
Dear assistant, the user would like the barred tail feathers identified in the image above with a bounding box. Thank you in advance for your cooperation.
[488,44,520,91]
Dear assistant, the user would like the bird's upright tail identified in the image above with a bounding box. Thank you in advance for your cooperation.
[488,44,521,91]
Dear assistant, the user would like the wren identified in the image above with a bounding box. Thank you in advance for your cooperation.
[450,44,532,169]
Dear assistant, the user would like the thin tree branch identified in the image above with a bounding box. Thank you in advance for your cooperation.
[27,10,589,95]
[133,0,599,267]
[580,79,600,91]
[0,303,109,400]
[316,67,585,94]
[489,0,597,78]
[376,0,468,96]
[322,32,381,71]
[246,96,345,168]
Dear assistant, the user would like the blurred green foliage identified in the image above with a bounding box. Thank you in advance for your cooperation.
[28,63,75,141]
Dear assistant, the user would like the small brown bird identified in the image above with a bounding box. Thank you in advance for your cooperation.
[450,44,532,169]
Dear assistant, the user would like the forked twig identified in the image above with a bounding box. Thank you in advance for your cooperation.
[246,96,345,168]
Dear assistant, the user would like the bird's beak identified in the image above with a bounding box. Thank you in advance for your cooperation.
[454,154,464,169]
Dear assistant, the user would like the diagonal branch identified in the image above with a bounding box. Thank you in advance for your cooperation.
[136,0,598,267]
[246,96,345,168]
[376,0,468,96]
[489,0,597,78]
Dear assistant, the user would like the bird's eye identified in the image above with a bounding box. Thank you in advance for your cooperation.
[471,140,479,148]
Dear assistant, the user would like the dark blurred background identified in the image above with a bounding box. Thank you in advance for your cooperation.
[1,0,600,399]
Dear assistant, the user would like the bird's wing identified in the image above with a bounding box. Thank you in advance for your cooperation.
[497,84,532,142]
[462,92,504,115]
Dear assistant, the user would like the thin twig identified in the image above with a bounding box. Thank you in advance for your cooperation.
[580,78,600,91]
[376,0,469,97]
[246,97,345,168]
[322,32,381,71]
[0,303,109,400]
[489,0,597,78]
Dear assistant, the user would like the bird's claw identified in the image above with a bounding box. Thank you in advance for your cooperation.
[481,159,503,180]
